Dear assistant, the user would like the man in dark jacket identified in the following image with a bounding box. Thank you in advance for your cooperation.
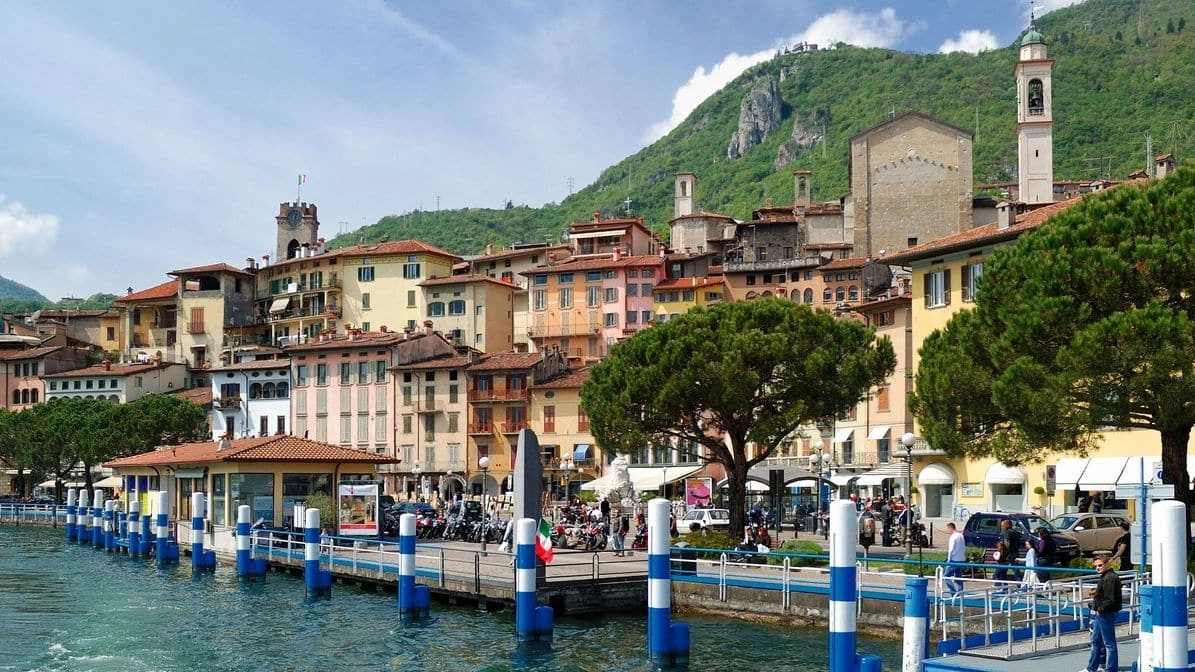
[993,519,1022,584]
[1083,555,1122,672]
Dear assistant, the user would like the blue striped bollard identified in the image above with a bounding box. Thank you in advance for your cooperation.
[104,500,116,551]
[829,499,878,672]
[128,500,142,557]
[155,491,179,564]
[398,513,418,617]
[1139,584,1153,672]
[235,504,267,580]
[647,498,688,667]
[304,507,331,596]
[65,489,77,541]
[902,576,928,672]
[139,510,153,557]
[1151,500,1186,672]
[76,490,90,543]
[91,500,103,547]
[514,517,552,641]
[191,492,216,572]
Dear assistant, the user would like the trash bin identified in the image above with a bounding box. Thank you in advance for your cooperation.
[804,515,817,534]
[671,541,697,576]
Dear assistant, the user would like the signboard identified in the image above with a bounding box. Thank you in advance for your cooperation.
[1152,459,1164,485]
[337,482,380,536]
[1045,464,1056,496]
[1114,484,1174,500]
[685,477,712,507]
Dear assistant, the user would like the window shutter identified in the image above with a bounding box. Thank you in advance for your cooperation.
[943,269,951,305]
[923,273,931,308]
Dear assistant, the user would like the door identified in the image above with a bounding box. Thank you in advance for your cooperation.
[934,484,954,519]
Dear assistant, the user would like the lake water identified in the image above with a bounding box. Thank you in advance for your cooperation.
[0,524,905,671]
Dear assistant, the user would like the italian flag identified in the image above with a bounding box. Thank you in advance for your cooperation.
[536,518,554,563]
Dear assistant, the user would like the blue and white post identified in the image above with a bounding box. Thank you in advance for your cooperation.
[1151,500,1187,672]
[190,492,216,572]
[91,498,103,547]
[139,507,153,557]
[902,576,929,672]
[155,491,179,563]
[398,512,430,619]
[304,507,331,596]
[65,488,77,541]
[76,490,90,543]
[104,499,116,551]
[128,500,142,557]
[514,517,552,641]
[829,498,882,672]
[647,498,689,667]
[1139,584,1153,672]
[235,504,267,580]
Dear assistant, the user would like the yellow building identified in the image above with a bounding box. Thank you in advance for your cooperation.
[651,276,725,322]
[528,367,598,498]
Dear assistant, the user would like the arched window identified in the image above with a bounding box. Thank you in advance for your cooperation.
[262,382,276,399]
[249,383,262,399]
[835,287,845,302]
[848,285,859,301]
[448,300,466,316]
[109,395,119,403]
[428,302,445,317]
[276,382,289,399]
[30,389,38,403]
[804,288,814,304]
[1027,79,1044,115]
[823,288,833,302]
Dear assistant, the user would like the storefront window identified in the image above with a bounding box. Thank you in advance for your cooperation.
[230,473,276,525]
[211,474,227,526]
[282,473,333,527]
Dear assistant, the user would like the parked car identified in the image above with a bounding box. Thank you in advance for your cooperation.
[962,511,1081,566]
[681,508,731,532]
[1049,513,1129,555]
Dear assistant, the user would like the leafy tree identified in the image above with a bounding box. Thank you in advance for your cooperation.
[581,299,895,537]
[911,166,1195,518]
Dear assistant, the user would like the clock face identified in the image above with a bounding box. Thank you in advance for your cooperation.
[285,208,302,229]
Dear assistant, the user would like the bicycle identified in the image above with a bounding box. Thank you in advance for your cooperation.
[952,504,971,521]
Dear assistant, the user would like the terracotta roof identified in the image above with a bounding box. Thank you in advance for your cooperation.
[393,354,471,370]
[286,331,405,353]
[569,216,645,233]
[24,310,112,319]
[668,210,738,224]
[43,361,183,378]
[521,254,664,275]
[170,263,254,277]
[332,239,462,261]
[171,387,212,405]
[113,280,177,303]
[653,276,724,291]
[530,367,590,389]
[213,358,291,371]
[105,435,398,468]
[419,274,519,289]
[462,244,570,264]
[467,351,544,372]
[0,346,63,361]
[852,294,912,313]
[819,256,868,271]
[881,197,1080,265]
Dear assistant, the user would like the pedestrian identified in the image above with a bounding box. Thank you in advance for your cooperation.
[1021,538,1039,590]
[611,514,628,556]
[1035,527,1056,584]
[600,497,611,524]
[993,519,1022,585]
[1111,521,1132,571]
[1082,554,1122,672]
[944,522,966,595]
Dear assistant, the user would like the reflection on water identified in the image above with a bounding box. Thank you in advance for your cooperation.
[0,525,903,671]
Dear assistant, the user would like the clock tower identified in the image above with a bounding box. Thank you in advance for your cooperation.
[1015,22,1054,205]
[276,202,320,260]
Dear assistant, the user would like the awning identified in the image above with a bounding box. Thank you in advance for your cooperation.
[571,229,627,240]
[38,479,85,489]
[174,468,206,479]
[866,426,890,441]
[1079,456,1128,491]
[833,427,854,443]
[917,462,956,486]
[94,476,123,489]
[580,465,702,492]
[855,461,909,486]
[573,444,592,461]
[716,478,769,492]
[830,474,856,486]
[985,462,1027,485]
[1055,457,1088,490]
[269,297,290,313]
[792,478,820,487]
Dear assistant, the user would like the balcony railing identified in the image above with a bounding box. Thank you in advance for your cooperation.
[467,389,529,402]
[467,423,493,435]
[498,421,528,434]
[527,322,602,338]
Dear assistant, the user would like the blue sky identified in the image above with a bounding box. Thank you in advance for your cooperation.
[0,0,1077,301]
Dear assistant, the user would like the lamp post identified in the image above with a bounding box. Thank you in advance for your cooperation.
[479,456,490,554]
[900,432,917,558]
[560,456,574,501]
[810,451,835,535]
[412,462,422,502]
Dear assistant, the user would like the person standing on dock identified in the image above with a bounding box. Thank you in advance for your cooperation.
[1082,555,1122,672]
[993,519,1021,585]
[944,522,965,595]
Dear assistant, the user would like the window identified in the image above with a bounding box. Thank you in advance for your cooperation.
[448,300,466,315]
[804,288,814,304]
[361,293,371,310]
[543,406,555,433]
[449,384,459,404]
[106,326,115,340]
[407,290,416,308]
[340,362,353,385]
[260,416,269,437]
[448,412,459,433]
[189,307,204,333]
[848,286,859,301]
[402,261,421,279]
[604,312,618,327]
[924,269,950,308]
[402,415,413,434]
[783,246,794,259]
[876,386,890,412]
[557,287,572,309]
[428,302,445,317]
[533,274,548,285]
[587,286,600,307]
[835,287,845,302]
[604,287,618,302]
[642,311,652,323]
[559,273,573,283]
[586,271,601,281]
[756,247,767,261]
[375,361,388,383]
[682,290,693,301]
[641,282,652,296]
[533,290,546,311]
[604,270,616,279]
[577,407,589,431]
[876,310,893,326]
[1027,78,1044,115]
[358,361,371,384]
[358,266,375,282]
[746,275,756,286]
[626,284,638,297]
[316,363,328,385]
[402,385,412,405]
[296,364,308,386]
[961,262,984,302]
[626,311,638,324]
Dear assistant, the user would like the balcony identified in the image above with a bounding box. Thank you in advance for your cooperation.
[498,421,528,434]
[215,396,241,409]
[467,423,493,435]
[413,398,439,413]
[527,322,602,338]
[467,389,529,403]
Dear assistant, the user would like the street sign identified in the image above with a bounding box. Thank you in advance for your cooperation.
[1114,484,1174,500]
[1152,459,1164,485]
[1045,464,1056,496]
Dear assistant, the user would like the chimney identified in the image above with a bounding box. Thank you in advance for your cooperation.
[486,243,494,255]
[794,170,812,207]
[423,320,434,336]
[152,351,163,364]
[613,248,621,262]
[262,255,270,267]
[593,211,601,223]
[996,201,1014,230]
[101,360,111,371]
[217,438,231,452]
[379,325,388,333]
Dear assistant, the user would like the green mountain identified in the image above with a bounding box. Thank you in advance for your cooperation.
[0,275,50,306]
[335,0,1194,255]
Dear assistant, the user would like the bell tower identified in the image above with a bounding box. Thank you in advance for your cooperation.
[1015,21,1054,205]
[276,202,320,260]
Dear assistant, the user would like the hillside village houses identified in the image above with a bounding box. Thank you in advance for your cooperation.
[0,22,1181,522]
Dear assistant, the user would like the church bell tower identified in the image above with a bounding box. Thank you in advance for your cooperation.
[1015,21,1054,205]
[276,202,320,260]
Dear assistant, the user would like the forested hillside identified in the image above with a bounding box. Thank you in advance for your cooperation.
[331,0,1195,256]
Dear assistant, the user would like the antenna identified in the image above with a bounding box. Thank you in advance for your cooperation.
[566,177,575,195]
[623,197,633,215]
[1145,131,1154,177]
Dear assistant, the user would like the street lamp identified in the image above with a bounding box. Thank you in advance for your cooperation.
[412,462,422,501]
[479,456,490,554]
[810,451,836,535]
[900,432,917,559]
[560,456,574,501]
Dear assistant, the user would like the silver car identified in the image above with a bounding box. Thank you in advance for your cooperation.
[1049,512,1128,555]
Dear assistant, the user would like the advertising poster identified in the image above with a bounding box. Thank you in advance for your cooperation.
[337,482,379,536]
[685,477,712,507]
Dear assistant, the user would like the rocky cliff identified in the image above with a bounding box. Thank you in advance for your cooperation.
[726,78,782,160]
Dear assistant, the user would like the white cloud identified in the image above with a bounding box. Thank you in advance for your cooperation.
[643,8,919,143]
[1027,0,1082,18]
[939,29,999,54]
[0,196,59,256]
